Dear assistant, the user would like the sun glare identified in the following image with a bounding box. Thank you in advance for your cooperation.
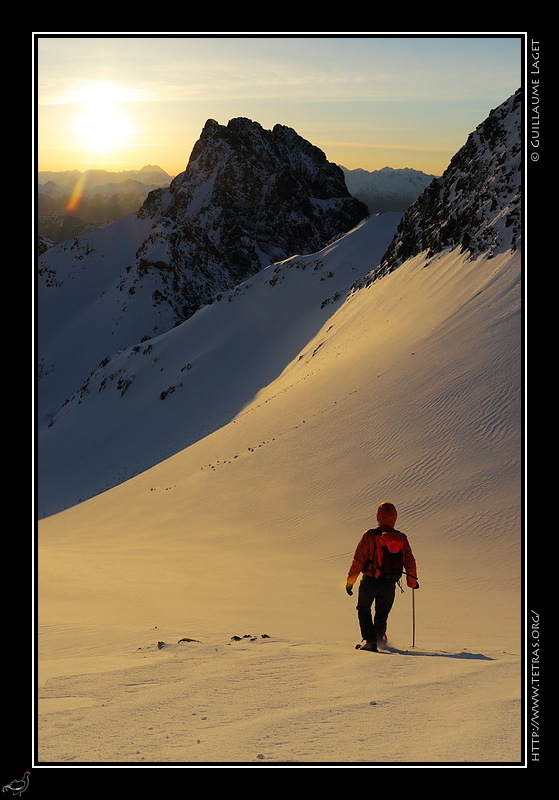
[70,81,135,155]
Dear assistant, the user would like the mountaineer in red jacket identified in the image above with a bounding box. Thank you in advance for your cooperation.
[346,502,419,652]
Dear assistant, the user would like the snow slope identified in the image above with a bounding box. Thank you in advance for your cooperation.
[38,213,401,517]
[37,221,522,765]
[36,89,524,768]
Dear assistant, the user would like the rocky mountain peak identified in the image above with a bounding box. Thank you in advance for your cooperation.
[135,117,368,320]
[157,116,363,219]
[372,88,521,278]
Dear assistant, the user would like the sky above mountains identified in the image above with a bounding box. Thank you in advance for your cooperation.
[35,34,522,177]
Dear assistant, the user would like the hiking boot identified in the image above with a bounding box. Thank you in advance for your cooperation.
[359,641,378,652]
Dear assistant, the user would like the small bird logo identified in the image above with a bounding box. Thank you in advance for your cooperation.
[2,772,30,796]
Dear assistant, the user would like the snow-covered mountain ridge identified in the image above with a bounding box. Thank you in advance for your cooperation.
[38,117,367,353]
[38,119,367,427]
[134,117,368,313]
[372,88,522,278]
[38,92,521,519]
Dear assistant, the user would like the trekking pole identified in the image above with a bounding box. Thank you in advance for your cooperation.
[411,588,416,648]
[403,571,418,648]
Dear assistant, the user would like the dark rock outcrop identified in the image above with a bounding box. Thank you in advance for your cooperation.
[135,117,368,320]
[371,88,522,280]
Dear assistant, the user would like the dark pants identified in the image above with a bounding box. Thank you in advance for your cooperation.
[356,575,396,643]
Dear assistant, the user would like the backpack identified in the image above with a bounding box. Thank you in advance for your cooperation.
[374,529,405,582]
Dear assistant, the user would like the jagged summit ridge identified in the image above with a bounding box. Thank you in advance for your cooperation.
[371,88,521,278]
[137,117,367,314]
[183,117,349,200]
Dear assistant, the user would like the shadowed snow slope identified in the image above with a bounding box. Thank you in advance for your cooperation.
[38,213,401,517]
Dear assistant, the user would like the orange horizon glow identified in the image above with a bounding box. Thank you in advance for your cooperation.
[38,79,454,179]
[37,37,521,184]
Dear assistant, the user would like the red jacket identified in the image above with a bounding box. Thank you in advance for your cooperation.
[347,525,418,588]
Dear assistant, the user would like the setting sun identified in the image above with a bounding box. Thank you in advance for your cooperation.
[70,81,136,155]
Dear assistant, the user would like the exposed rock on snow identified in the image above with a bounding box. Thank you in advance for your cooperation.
[371,88,522,279]
[135,117,368,319]
[38,118,369,411]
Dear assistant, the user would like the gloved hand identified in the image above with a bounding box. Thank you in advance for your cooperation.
[413,582,420,589]
[345,582,354,596]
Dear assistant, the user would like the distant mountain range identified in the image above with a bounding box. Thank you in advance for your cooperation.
[340,165,436,213]
[38,164,172,191]
[37,166,174,244]
[37,162,437,247]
